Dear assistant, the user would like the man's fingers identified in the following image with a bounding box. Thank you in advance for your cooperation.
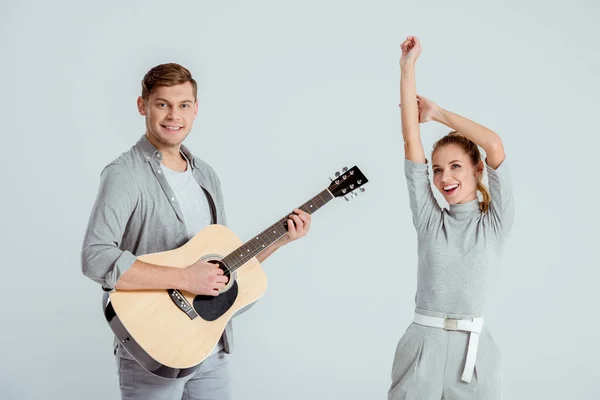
[290,214,303,230]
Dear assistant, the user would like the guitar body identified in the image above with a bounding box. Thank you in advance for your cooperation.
[103,224,267,379]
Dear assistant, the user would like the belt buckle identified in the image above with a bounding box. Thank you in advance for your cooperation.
[444,318,459,331]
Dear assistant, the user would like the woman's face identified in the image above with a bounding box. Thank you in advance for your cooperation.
[432,144,482,205]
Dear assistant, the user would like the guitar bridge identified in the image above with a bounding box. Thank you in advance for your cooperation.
[168,289,198,320]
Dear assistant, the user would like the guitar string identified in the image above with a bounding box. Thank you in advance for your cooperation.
[224,189,334,272]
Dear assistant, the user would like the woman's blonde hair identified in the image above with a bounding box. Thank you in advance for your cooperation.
[432,131,491,213]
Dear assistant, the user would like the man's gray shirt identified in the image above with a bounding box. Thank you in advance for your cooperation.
[81,134,233,360]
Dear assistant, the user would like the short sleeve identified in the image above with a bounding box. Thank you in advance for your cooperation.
[485,156,515,236]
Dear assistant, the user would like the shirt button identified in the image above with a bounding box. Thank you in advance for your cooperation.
[157,169,162,174]
[171,197,175,201]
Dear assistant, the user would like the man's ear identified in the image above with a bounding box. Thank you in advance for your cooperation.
[137,96,146,116]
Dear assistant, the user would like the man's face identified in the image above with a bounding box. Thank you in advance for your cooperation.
[137,82,198,149]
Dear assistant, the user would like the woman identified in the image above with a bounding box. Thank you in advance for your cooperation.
[389,36,514,399]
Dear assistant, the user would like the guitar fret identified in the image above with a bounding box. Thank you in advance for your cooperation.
[224,189,334,271]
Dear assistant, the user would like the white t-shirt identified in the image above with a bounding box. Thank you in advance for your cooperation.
[161,154,212,240]
[162,153,223,355]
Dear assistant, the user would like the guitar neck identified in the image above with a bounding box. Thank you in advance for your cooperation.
[223,188,334,272]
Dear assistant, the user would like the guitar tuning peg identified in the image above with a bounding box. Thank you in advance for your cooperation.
[342,167,348,172]
[329,177,333,182]
[343,195,349,201]
[360,187,366,192]
[351,192,358,198]
[335,171,341,177]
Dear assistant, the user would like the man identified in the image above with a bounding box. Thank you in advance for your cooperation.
[81,63,311,399]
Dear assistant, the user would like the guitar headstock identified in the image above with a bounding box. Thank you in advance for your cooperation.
[327,166,368,201]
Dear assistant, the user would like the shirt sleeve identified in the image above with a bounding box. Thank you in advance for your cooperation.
[485,156,515,237]
[404,158,441,236]
[81,163,139,292]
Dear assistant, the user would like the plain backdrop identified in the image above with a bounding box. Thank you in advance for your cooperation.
[1,0,599,399]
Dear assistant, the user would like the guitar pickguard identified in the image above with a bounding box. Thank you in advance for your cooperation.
[192,259,239,321]
[193,281,238,321]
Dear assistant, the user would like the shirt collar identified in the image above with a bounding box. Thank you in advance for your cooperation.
[448,198,481,220]
[136,134,199,169]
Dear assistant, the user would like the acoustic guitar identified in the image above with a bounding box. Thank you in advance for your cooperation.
[102,166,368,379]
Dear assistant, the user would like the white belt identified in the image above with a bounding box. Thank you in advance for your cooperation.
[413,313,484,383]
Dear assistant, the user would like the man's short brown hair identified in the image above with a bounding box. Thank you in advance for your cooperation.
[141,63,197,101]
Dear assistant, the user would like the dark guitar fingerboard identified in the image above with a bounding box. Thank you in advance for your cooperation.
[222,188,334,273]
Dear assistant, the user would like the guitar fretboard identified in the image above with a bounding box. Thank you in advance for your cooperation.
[223,188,334,273]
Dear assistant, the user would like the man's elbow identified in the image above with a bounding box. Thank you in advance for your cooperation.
[81,247,110,288]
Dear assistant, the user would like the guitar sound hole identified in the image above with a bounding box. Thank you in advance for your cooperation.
[192,260,238,321]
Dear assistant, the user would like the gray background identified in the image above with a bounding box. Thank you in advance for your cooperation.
[1,0,599,399]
